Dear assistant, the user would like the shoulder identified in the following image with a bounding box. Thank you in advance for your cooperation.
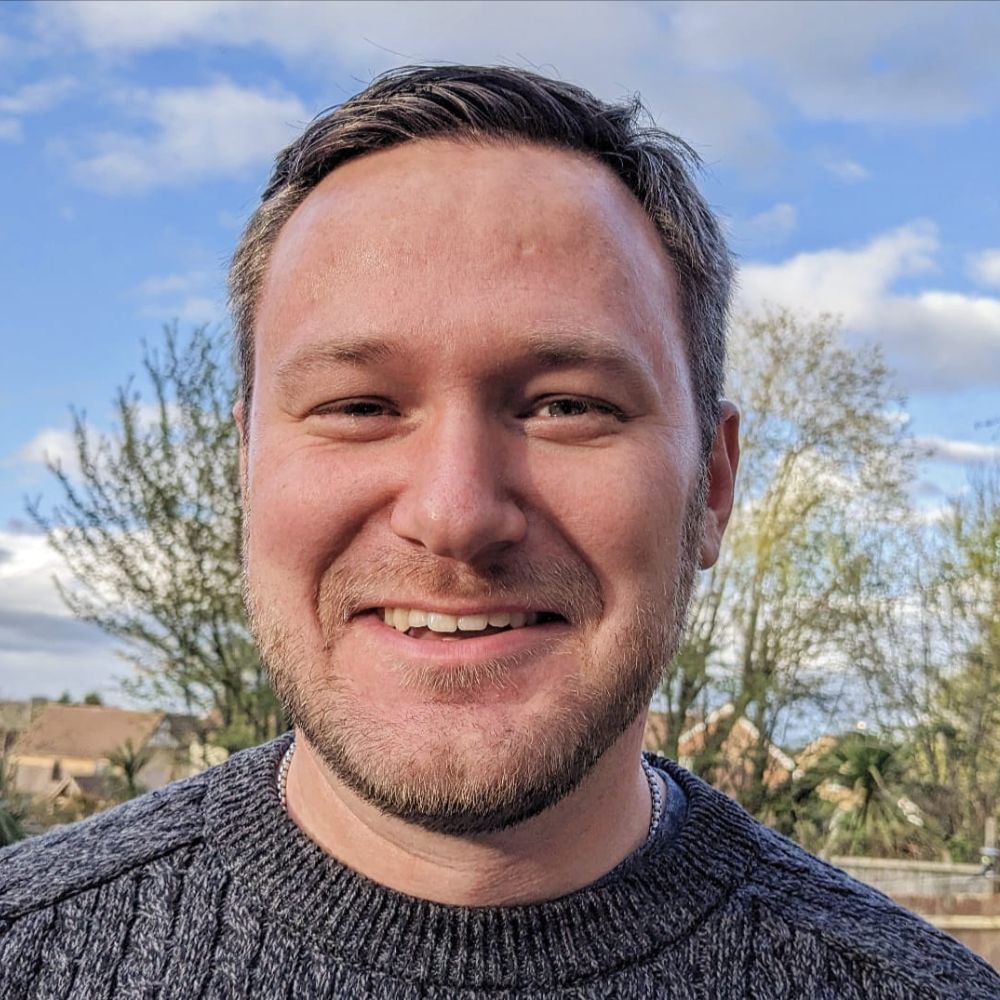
[658,760,1000,998]
[0,766,210,920]
[747,818,1000,996]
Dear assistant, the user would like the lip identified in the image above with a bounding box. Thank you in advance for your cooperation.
[355,610,571,665]
[361,603,555,618]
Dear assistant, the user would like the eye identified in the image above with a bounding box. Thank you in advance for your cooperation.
[313,398,397,418]
[527,396,626,421]
[304,397,401,441]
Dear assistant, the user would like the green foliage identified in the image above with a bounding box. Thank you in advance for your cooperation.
[840,454,1000,862]
[901,467,1000,861]
[813,733,937,859]
[767,732,946,860]
[0,755,25,847]
[106,738,153,801]
[30,324,286,749]
[660,308,913,815]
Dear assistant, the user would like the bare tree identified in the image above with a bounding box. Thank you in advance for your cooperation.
[868,464,1000,860]
[30,325,285,750]
[659,309,913,814]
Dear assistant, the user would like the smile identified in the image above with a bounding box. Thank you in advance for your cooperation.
[378,607,564,639]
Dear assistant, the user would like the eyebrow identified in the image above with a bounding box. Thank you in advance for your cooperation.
[273,337,400,398]
[525,332,654,383]
[272,329,659,397]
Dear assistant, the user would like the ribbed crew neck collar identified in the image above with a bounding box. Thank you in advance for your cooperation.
[206,735,761,992]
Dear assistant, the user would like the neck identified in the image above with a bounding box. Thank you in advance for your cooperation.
[283,719,659,906]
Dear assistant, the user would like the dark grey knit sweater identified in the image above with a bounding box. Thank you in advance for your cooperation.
[1,737,997,999]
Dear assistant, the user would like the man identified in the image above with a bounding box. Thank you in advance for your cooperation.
[1,65,997,999]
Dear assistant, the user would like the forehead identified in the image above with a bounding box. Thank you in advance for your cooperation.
[256,139,686,382]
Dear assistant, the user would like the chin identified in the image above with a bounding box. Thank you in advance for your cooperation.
[298,686,619,835]
[266,630,660,836]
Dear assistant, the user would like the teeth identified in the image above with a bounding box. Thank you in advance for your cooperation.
[380,608,541,632]
[425,612,458,633]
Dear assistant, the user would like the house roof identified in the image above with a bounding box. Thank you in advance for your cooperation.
[678,703,797,773]
[13,704,164,760]
[71,773,118,800]
[0,700,35,733]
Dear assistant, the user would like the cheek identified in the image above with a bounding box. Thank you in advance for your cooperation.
[527,443,692,604]
[245,442,384,585]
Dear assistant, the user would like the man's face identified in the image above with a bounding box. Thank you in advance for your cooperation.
[242,139,728,833]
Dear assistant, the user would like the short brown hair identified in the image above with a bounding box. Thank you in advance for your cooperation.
[229,64,733,454]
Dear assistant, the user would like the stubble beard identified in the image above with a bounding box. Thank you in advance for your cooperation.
[244,481,706,836]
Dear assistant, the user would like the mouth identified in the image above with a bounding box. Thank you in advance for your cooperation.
[375,607,566,641]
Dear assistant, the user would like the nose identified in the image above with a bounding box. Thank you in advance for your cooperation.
[389,410,528,563]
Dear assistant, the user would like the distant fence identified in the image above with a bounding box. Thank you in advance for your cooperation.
[832,856,999,971]
[895,895,1000,971]
[832,856,994,897]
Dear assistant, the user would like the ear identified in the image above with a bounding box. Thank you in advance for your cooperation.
[233,399,248,483]
[699,400,740,569]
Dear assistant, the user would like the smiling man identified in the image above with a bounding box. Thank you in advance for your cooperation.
[238,135,727,895]
[2,66,997,999]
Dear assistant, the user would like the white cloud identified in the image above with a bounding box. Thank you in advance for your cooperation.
[669,1,1000,125]
[736,203,797,246]
[0,530,73,618]
[0,76,76,142]
[139,295,222,325]
[133,401,183,432]
[137,271,209,297]
[739,222,1000,392]
[136,268,224,325]
[913,501,959,526]
[914,436,1000,465]
[0,529,120,700]
[37,0,234,52]
[0,77,76,115]
[35,2,776,163]
[152,296,222,326]
[882,410,912,430]
[824,158,869,183]
[968,249,1000,289]
[15,428,80,478]
[34,0,1000,172]
[39,0,653,63]
[741,222,938,315]
[75,80,309,192]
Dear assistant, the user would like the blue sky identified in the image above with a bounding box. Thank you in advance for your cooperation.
[1,1,999,703]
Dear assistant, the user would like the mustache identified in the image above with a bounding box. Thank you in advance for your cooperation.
[316,551,604,628]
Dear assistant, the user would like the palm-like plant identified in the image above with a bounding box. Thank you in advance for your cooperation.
[106,739,153,801]
[816,732,936,858]
[0,754,25,846]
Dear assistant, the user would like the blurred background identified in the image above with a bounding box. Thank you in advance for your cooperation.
[1,0,998,966]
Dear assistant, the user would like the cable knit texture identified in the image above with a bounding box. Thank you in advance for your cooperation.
[1,736,998,998]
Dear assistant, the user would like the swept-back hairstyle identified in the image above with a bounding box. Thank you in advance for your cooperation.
[229,64,733,455]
